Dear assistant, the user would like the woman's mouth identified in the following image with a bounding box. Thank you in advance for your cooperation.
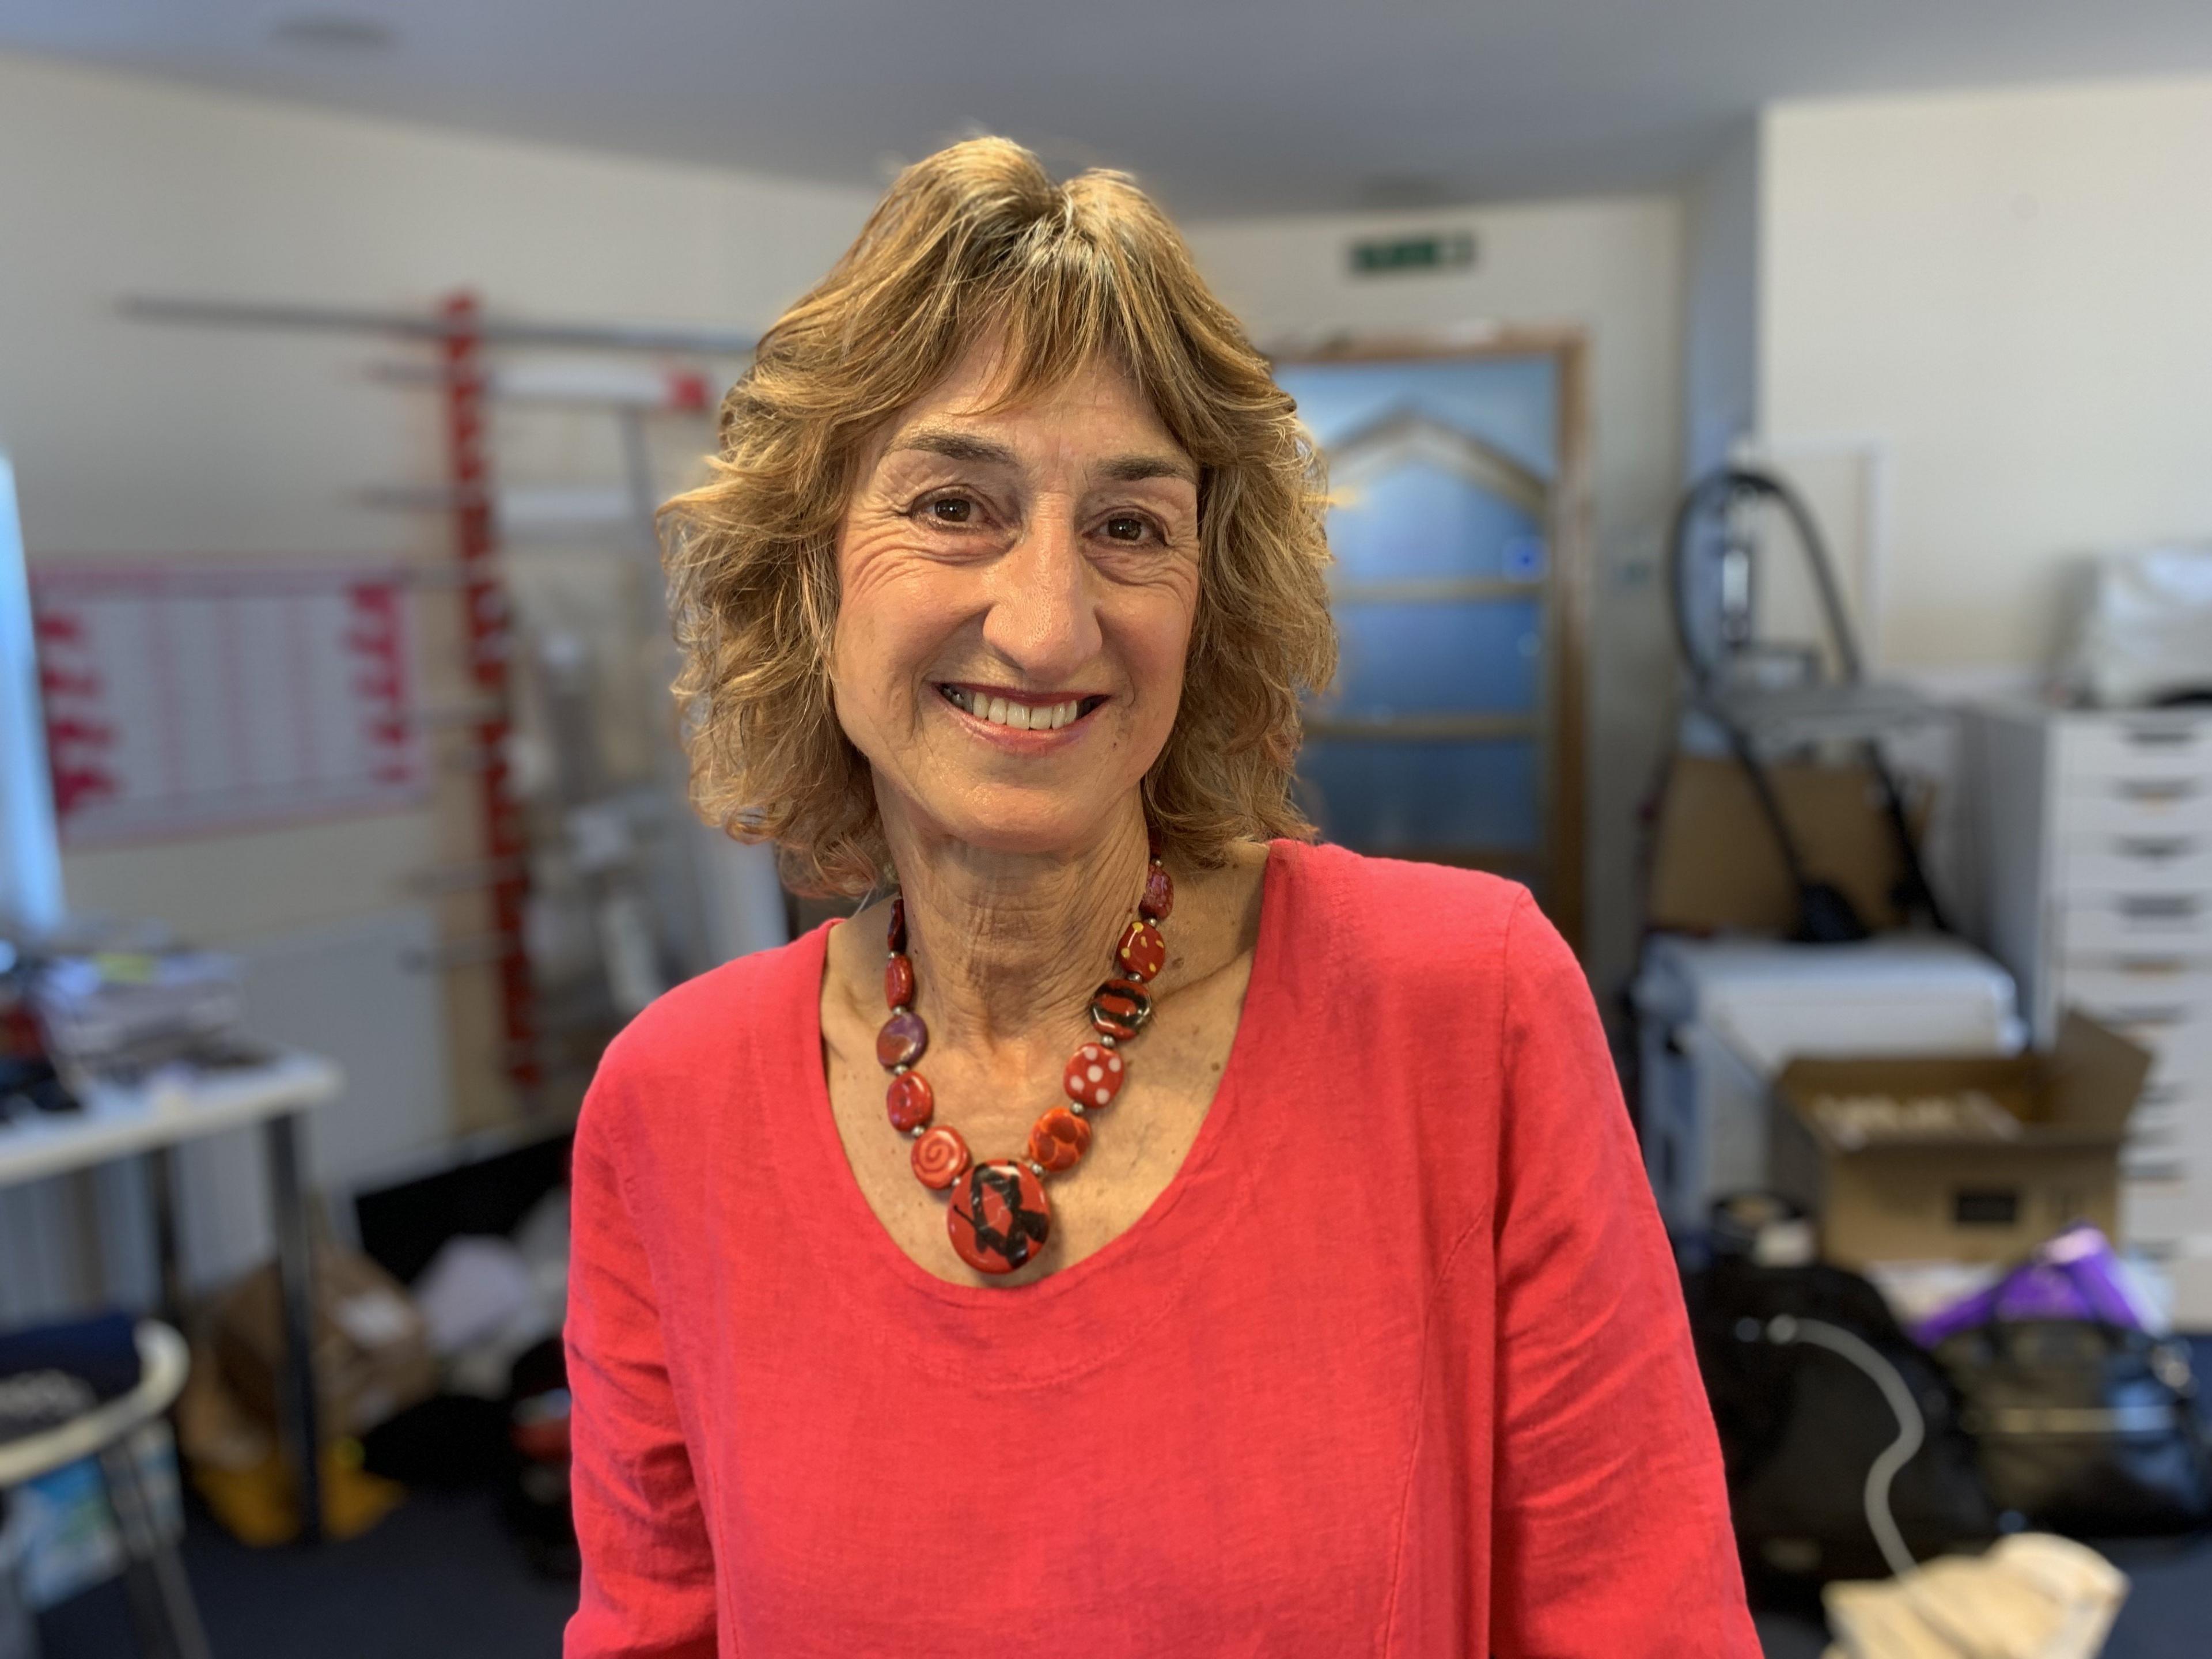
[935,684,1108,733]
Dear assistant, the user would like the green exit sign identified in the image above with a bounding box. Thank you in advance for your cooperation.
[1349,231,1477,276]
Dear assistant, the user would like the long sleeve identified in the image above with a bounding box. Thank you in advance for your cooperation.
[564,1071,719,1659]
[1487,892,1758,1656]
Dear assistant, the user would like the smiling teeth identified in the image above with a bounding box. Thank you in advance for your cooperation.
[942,687,1082,730]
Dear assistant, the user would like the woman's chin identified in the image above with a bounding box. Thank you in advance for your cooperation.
[915,790,1137,861]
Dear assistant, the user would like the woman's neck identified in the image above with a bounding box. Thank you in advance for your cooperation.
[877,796,1151,1049]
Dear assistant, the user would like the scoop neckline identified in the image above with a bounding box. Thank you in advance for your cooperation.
[781,839,1290,1331]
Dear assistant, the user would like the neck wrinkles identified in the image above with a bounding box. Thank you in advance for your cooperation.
[878,795,1150,1051]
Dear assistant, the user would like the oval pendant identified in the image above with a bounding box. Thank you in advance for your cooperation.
[947,1160,1051,1275]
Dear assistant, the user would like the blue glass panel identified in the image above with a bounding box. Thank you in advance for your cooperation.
[1328,463,1546,583]
[1298,738,1540,851]
[1274,356,1559,477]
[1332,600,1541,716]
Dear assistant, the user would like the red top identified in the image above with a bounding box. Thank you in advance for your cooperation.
[564,840,1757,1657]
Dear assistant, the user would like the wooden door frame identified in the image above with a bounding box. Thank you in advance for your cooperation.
[1266,327,1593,958]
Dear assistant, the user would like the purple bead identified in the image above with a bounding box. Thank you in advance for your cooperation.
[876,1009,928,1070]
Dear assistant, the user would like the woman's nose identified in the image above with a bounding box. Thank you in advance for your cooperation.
[980,513,1102,680]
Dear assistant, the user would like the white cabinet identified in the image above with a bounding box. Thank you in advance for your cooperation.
[1969,704,2212,1320]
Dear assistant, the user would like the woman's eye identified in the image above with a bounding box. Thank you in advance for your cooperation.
[1102,514,1152,543]
[928,497,975,525]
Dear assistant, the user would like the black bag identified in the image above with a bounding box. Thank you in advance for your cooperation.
[1934,1319,2212,1537]
[1683,1256,1997,1585]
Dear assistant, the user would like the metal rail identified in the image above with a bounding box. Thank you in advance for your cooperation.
[120,293,755,356]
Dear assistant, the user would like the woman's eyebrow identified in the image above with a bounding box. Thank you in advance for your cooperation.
[885,426,1196,487]
[887,427,1018,468]
[1095,452,1199,486]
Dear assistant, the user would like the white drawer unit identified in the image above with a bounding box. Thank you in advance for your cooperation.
[1969,703,2212,1319]
[2051,777,2212,842]
[2056,716,2212,784]
[2059,890,2212,956]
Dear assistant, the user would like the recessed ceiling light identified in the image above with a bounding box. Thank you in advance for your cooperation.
[270,14,398,52]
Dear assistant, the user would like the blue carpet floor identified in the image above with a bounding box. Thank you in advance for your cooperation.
[34,1484,2212,1657]
[37,1488,574,1659]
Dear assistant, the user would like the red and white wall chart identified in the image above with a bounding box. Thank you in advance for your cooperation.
[31,560,427,844]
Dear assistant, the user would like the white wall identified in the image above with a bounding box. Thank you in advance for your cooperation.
[1186,199,1686,994]
[1759,77,2212,673]
[0,50,871,946]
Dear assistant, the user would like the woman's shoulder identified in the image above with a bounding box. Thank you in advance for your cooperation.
[585,925,828,1113]
[1271,838,1538,959]
[1267,839,1581,1023]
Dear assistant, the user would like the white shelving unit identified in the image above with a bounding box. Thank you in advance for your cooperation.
[1968,702,2212,1321]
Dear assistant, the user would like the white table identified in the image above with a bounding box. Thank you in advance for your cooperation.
[0,1050,341,1541]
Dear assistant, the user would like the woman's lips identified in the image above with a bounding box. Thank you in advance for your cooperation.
[933,685,1106,743]
[936,683,1107,736]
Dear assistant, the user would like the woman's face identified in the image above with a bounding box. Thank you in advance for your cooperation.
[831,341,1203,861]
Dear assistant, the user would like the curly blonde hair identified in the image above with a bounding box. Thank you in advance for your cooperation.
[659,137,1336,896]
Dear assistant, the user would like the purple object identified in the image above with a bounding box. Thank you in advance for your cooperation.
[1914,1225,2165,1349]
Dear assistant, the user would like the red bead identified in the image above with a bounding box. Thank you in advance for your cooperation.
[911,1124,970,1190]
[1063,1042,1126,1109]
[1089,979,1152,1040]
[876,1010,927,1070]
[948,1161,1051,1274]
[1117,918,1166,982]
[887,1070,933,1132]
[1140,862,1175,921]
[884,952,914,1010]
[887,895,907,953]
[1029,1107,1092,1173]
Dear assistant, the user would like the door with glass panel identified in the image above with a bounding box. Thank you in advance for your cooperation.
[1271,344,1586,946]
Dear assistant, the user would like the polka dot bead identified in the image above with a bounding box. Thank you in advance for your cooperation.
[1116,918,1166,982]
[1062,1043,1125,1110]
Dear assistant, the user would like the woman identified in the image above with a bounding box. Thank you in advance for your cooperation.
[566,137,1756,1656]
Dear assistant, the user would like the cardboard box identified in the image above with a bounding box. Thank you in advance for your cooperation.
[1647,753,1925,935]
[1770,1012,2152,1267]
[209,1245,438,1442]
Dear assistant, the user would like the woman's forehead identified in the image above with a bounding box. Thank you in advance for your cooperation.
[866,343,1193,480]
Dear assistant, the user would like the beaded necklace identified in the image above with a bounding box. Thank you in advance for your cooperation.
[876,837,1175,1275]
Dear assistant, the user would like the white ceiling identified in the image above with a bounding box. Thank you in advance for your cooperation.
[7,1,2212,214]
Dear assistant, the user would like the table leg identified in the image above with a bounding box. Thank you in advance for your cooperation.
[263,1112,323,1546]
[145,1146,185,1328]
